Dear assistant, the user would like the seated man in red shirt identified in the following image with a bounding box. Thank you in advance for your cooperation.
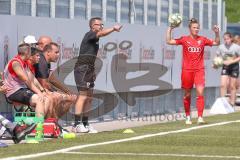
[3,43,48,117]
[0,77,36,145]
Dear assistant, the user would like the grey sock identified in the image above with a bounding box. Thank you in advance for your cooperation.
[0,115,16,132]
[2,130,12,138]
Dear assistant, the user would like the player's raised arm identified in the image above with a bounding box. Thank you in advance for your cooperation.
[166,14,182,45]
[212,25,220,46]
[166,27,177,45]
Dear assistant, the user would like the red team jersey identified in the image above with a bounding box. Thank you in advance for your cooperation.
[175,36,213,70]
[26,60,36,75]
[175,35,213,89]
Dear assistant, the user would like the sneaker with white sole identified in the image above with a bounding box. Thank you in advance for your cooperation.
[185,116,192,125]
[85,125,98,134]
[197,117,206,124]
[60,128,70,137]
[72,124,89,133]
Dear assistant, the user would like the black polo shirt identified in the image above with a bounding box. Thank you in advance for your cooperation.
[34,53,51,79]
[75,30,99,70]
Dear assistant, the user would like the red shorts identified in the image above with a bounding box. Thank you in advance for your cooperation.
[181,69,205,89]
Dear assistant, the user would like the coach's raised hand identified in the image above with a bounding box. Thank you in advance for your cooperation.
[113,25,123,32]
[95,22,122,38]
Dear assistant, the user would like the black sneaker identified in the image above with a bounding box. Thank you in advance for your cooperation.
[12,123,37,144]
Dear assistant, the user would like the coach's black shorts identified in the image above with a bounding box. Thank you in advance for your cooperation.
[74,64,95,91]
[221,63,239,78]
[7,88,34,105]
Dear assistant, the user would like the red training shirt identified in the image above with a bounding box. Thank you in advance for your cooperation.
[175,36,213,70]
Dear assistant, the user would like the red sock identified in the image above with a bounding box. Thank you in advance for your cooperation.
[183,97,191,116]
[196,96,204,117]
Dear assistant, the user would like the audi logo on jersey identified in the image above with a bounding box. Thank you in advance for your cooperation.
[187,47,201,53]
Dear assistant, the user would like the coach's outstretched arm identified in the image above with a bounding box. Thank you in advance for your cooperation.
[212,25,220,46]
[166,27,177,45]
[96,25,122,38]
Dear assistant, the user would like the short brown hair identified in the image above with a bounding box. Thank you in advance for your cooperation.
[89,17,102,28]
[188,18,199,28]
[43,42,59,53]
[223,32,233,38]
[31,47,41,56]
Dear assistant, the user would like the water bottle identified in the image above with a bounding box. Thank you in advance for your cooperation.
[35,122,44,140]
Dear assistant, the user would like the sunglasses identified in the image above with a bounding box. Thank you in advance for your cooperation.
[93,23,104,27]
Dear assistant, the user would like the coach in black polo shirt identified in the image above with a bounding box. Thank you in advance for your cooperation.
[73,17,122,133]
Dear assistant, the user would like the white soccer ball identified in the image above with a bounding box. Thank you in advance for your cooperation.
[168,13,182,27]
[213,56,223,68]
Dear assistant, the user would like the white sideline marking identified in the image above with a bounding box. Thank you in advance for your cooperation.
[1,120,240,160]
[65,152,240,159]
